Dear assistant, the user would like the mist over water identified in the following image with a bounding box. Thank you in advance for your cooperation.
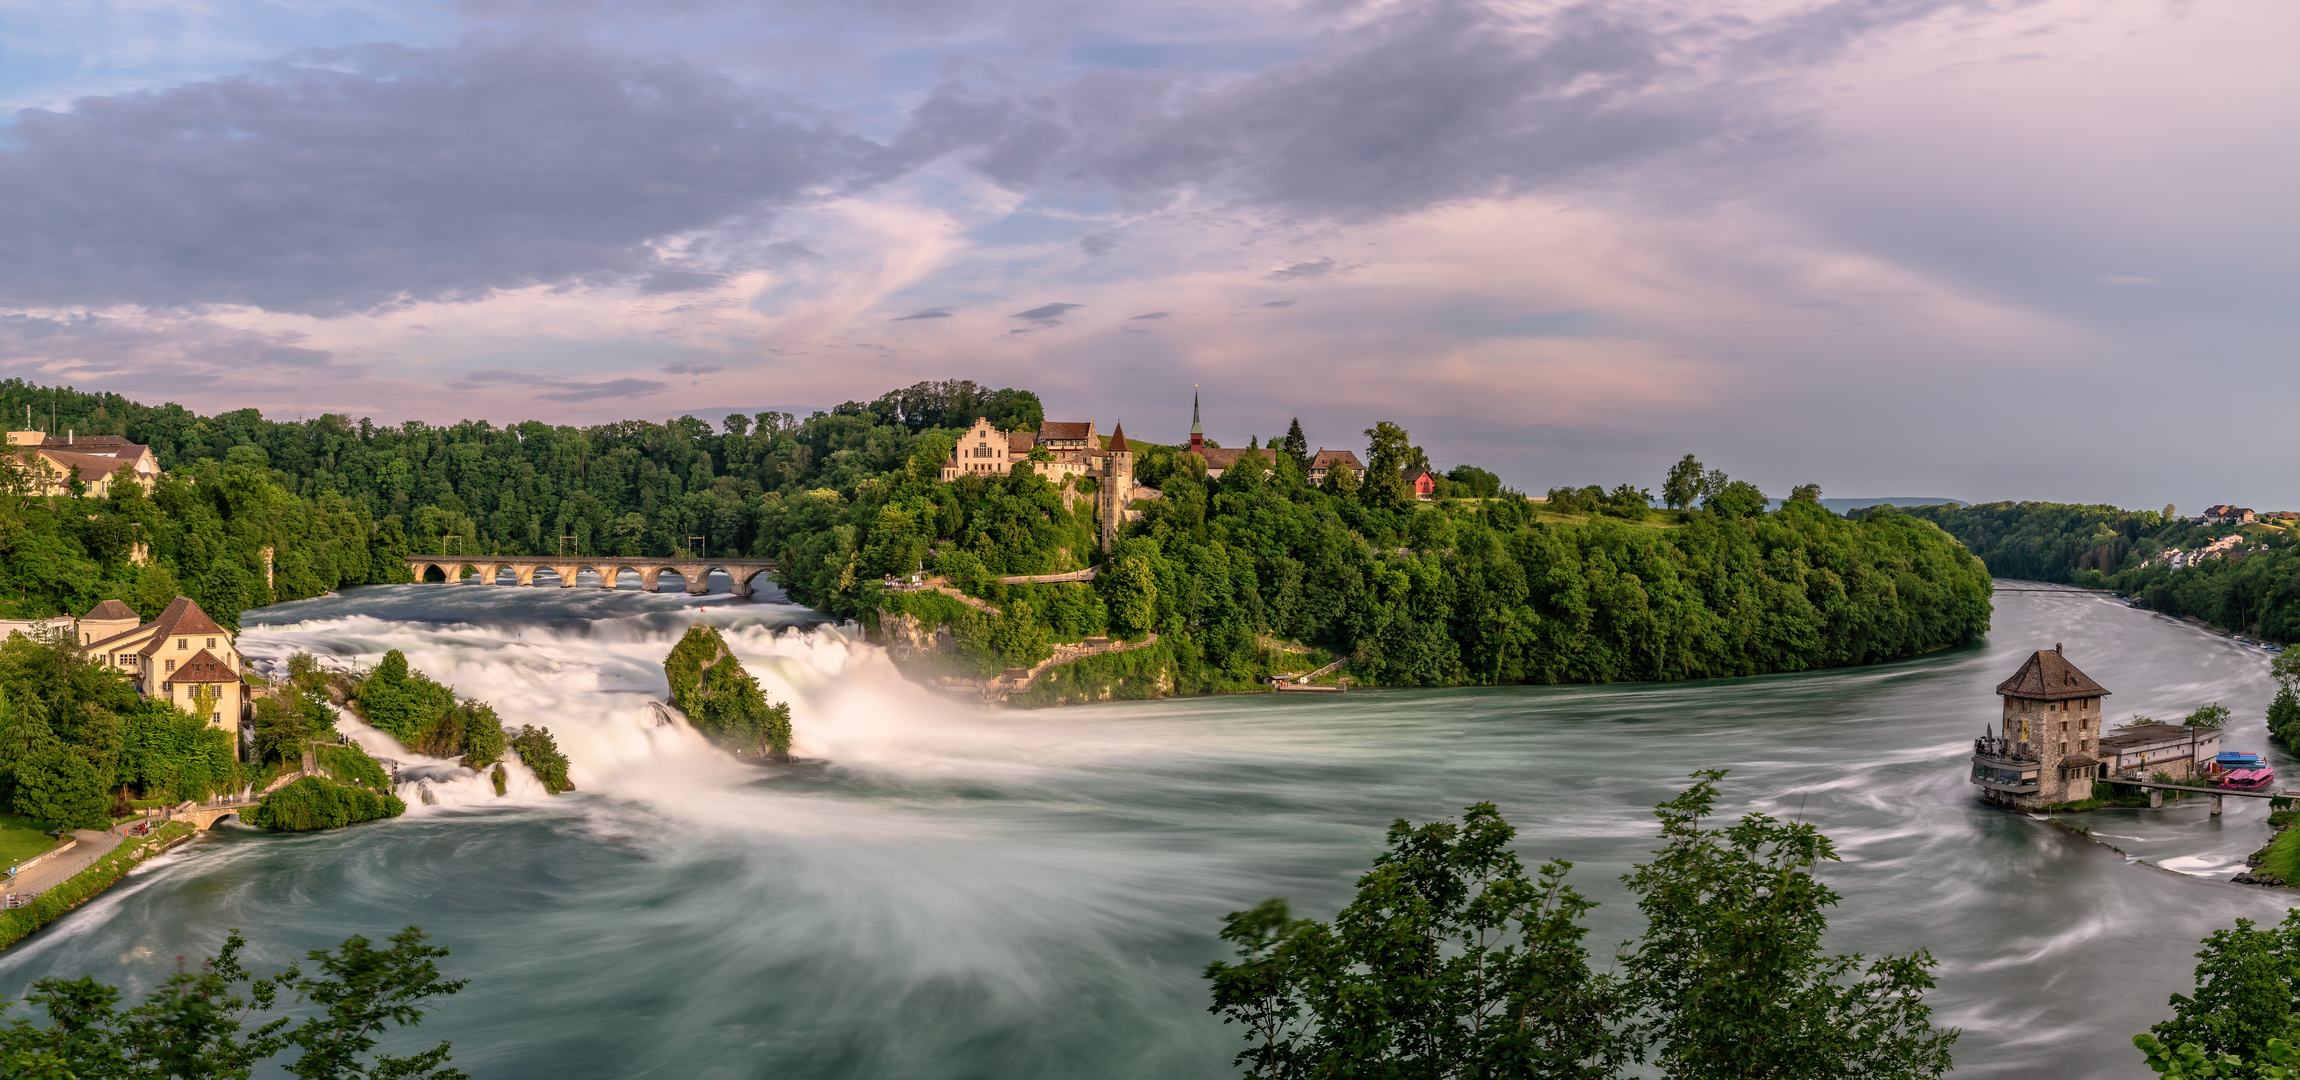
[0,582,2289,1078]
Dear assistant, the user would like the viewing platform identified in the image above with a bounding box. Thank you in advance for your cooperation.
[405,557,777,596]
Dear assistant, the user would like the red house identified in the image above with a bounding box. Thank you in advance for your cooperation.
[1404,468,1438,501]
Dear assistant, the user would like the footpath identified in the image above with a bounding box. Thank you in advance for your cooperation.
[7,828,122,900]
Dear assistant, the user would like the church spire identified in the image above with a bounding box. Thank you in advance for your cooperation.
[1189,386,1204,452]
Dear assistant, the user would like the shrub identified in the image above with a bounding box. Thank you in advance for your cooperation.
[247,775,405,831]
[509,726,574,794]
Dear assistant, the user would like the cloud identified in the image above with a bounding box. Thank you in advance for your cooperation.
[1129,311,1171,320]
[662,361,725,375]
[451,369,667,402]
[2094,276,2158,285]
[893,307,955,320]
[640,270,728,295]
[881,0,1966,220]
[0,38,870,315]
[1080,234,1117,256]
[1010,302,1084,324]
[1259,300,1296,309]
[1268,257,1337,281]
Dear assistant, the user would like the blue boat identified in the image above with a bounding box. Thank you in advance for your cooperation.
[2217,752,2263,769]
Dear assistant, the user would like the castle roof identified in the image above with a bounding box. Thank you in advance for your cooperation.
[1106,423,1129,453]
[82,599,137,621]
[1996,646,2109,701]
[1007,431,1037,454]
[171,648,238,683]
[1039,421,1095,441]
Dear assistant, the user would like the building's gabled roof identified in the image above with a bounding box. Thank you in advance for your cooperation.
[2059,753,2101,769]
[1996,647,2109,700]
[82,599,137,621]
[171,648,237,683]
[1308,449,1365,471]
[39,434,133,449]
[1007,431,1038,454]
[1202,447,1275,471]
[2098,724,2205,750]
[1039,421,1095,441]
[1106,422,1129,453]
[134,597,229,656]
[20,448,136,483]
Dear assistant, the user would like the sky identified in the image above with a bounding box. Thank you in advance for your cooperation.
[0,0,2293,509]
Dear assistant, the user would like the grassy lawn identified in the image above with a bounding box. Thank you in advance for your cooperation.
[1529,508,1689,531]
[0,811,62,868]
[2261,824,2300,882]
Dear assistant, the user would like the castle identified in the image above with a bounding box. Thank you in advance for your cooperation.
[1969,643,2221,808]
[941,416,1151,551]
[76,597,250,733]
[937,393,1369,551]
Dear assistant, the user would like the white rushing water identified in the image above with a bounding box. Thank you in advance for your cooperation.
[0,582,2291,1079]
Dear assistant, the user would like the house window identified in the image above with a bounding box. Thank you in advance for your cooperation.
[177,638,187,650]
[165,658,175,672]
[206,637,216,649]
[161,681,172,692]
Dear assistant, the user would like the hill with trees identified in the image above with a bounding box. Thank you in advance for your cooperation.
[1900,502,2300,643]
[2,378,1993,696]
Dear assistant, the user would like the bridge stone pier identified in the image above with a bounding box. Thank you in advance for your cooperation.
[405,556,777,596]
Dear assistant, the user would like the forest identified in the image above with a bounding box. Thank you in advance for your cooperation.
[0,377,1045,623]
[795,437,1994,691]
[2,377,1994,696]
[1902,502,2300,643]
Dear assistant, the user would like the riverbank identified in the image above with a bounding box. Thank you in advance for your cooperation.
[0,820,194,950]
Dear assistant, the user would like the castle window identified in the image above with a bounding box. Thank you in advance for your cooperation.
[178,638,187,650]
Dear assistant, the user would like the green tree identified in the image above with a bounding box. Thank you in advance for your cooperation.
[1788,483,1822,504]
[508,726,575,794]
[1279,419,1311,477]
[2188,702,2233,728]
[1361,421,1416,512]
[0,927,466,1079]
[662,624,793,758]
[2150,910,2300,1061]
[1204,804,1631,1079]
[12,747,110,829]
[131,562,181,622]
[1704,480,1768,519]
[2272,686,2300,745]
[1663,454,1704,511]
[252,692,317,766]
[1621,770,1957,1079]
[1102,551,1161,639]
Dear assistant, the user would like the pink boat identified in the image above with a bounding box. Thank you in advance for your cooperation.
[2223,764,2277,791]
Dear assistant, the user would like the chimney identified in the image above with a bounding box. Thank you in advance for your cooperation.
[2055,642,2063,654]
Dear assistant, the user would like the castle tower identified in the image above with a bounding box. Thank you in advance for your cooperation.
[1971,643,2109,809]
[1101,422,1133,553]
[1188,389,1203,454]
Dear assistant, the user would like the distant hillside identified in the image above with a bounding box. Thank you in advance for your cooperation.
[1822,497,1965,514]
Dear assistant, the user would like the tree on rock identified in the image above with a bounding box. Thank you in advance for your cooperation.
[663,624,793,759]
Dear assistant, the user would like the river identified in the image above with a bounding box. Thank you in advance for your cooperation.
[0,581,2288,1078]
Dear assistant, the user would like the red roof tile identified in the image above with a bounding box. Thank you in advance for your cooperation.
[1996,647,2110,701]
[172,648,237,684]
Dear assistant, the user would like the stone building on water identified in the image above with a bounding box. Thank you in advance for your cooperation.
[1972,644,2111,809]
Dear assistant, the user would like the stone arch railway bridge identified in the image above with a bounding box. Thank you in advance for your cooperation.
[405,557,777,595]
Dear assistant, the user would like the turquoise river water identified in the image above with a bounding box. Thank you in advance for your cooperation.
[0,580,2289,1079]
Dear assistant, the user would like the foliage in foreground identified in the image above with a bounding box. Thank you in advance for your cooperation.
[1205,771,1959,1079]
[663,624,793,758]
[0,927,466,1079]
[2140,909,2300,1077]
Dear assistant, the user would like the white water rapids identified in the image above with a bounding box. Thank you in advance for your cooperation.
[0,581,2290,1079]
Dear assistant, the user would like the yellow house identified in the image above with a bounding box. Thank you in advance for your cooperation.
[7,431,159,497]
[81,597,247,731]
